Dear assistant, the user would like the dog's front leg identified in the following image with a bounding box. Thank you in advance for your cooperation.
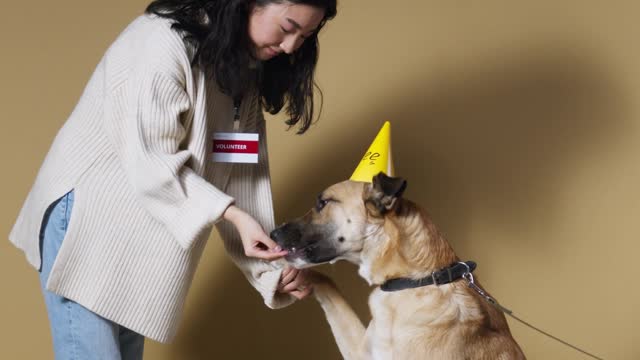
[310,272,366,360]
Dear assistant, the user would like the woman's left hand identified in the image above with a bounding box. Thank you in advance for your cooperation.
[277,266,312,300]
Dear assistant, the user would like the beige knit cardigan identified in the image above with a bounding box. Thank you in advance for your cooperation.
[9,14,294,343]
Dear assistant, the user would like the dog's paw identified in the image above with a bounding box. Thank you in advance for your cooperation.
[306,270,347,306]
[306,270,333,284]
[307,270,339,295]
[307,270,341,300]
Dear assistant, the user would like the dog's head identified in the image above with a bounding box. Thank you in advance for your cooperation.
[270,172,407,269]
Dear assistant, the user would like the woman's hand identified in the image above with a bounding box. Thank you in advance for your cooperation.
[223,205,288,261]
[223,206,310,299]
[277,266,313,300]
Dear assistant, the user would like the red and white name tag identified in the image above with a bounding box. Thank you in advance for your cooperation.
[212,132,259,163]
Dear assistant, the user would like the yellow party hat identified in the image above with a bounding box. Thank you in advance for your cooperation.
[350,121,394,182]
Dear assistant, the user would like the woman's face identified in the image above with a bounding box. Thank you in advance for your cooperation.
[248,1,325,61]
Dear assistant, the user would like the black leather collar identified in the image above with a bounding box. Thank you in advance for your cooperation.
[380,261,477,292]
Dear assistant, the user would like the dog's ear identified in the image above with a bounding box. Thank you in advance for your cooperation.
[364,172,407,216]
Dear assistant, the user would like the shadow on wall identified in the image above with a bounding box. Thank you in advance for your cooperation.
[171,43,628,359]
[391,43,628,254]
[171,261,364,359]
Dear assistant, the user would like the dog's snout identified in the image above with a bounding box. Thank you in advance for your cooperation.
[270,223,302,246]
[269,226,286,242]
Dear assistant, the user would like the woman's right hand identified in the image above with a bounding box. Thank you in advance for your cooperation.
[223,205,288,261]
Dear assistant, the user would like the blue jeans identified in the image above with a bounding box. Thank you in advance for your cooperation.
[39,191,145,360]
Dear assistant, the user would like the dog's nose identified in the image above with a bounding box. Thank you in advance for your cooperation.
[270,223,302,247]
[270,224,289,242]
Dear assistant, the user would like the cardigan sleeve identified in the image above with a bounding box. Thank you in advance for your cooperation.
[215,104,296,309]
[104,21,234,250]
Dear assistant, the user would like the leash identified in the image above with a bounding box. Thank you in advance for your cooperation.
[457,262,605,360]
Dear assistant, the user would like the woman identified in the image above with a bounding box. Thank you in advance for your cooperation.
[9,0,337,358]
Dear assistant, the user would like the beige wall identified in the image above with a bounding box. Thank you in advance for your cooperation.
[1,0,638,359]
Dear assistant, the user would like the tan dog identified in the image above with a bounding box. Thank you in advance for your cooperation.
[271,173,525,359]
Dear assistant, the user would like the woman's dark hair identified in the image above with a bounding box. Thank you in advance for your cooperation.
[146,0,337,133]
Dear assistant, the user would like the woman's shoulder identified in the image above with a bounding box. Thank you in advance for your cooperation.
[116,13,185,48]
[104,13,194,71]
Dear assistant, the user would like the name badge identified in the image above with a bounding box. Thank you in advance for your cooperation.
[212,132,259,163]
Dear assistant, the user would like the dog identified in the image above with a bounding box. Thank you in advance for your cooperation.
[271,172,525,359]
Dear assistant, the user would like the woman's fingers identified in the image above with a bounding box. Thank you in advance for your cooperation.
[245,237,288,260]
[281,270,310,293]
[247,247,288,260]
[289,286,313,300]
[279,267,298,288]
[277,268,314,299]
[233,207,288,261]
[260,234,284,253]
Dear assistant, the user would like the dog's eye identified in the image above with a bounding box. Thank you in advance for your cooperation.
[316,197,330,212]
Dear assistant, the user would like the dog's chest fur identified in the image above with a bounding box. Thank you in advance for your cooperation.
[365,284,485,359]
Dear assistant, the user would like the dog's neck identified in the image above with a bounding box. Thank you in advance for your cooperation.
[360,199,458,286]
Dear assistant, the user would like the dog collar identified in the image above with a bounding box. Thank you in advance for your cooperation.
[380,261,477,292]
